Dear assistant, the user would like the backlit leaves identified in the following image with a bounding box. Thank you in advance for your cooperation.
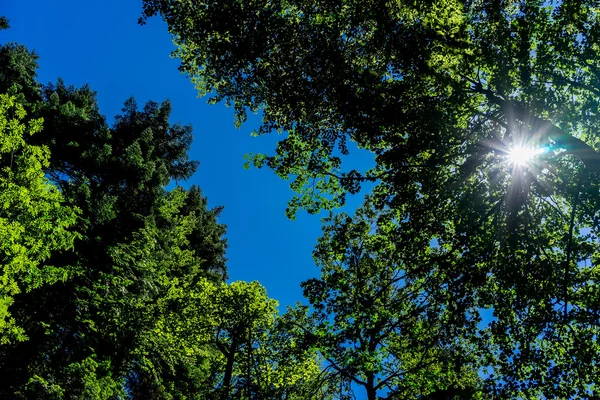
[0,94,78,344]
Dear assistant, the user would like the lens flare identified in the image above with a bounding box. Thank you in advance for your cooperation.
[508,146,538,166]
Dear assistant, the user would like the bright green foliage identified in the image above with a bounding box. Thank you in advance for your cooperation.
[0,93,78,344]
[162,278,330,399]
[200,279,280,398]
[143,0,600,396]
[250,308,336,399]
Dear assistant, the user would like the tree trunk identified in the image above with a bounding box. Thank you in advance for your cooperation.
[366,372,376,400]
[222,335,239,399]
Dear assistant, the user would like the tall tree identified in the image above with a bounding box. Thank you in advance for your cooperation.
[300,201,483,400]
[0,31,229,397]
[0,27,333,399]
[142,0,600,396]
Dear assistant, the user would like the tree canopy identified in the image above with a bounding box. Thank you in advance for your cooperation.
[3,1,600,397]
[301,201,483,399]
[143,0,600,397]
[0,24,328,398]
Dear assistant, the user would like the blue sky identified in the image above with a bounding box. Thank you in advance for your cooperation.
[2,0,372,309]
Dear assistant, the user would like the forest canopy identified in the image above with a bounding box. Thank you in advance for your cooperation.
[141,0,600,398]
[2,0,600,398]
[0,20,329,398]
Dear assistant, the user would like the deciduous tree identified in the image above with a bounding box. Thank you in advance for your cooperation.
[142,1,600,396]
[301,201,483,399]
[0,93,78,344]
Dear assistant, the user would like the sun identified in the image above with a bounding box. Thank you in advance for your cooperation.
[508,146,538,166]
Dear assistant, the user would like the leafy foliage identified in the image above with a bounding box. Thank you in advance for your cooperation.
[301,201,483,399]
[143,0,600,396]
[164,279,328,399]
[0,28,337,399]
[0,33,231,397]
[5,1,600,397]
[0,93,78,344]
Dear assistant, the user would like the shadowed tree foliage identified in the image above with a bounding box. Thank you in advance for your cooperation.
[143,0,600,396]
[299,200,483,400]
[0,17,8,31]
[0,30,230,397]
[0,24,337,399]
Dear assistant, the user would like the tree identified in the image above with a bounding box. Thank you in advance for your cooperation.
[251,307,337,399]
[0,32,229,397]
[134,276,333,399]
[0,93,78,344]
[142,1,600,396]
[167,278,330,399]
[0,25,335,399]
[300,200,483,400]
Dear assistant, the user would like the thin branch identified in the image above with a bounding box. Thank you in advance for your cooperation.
[549,73,600,97]
[563,188,579,321]
[323,356,368,388]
